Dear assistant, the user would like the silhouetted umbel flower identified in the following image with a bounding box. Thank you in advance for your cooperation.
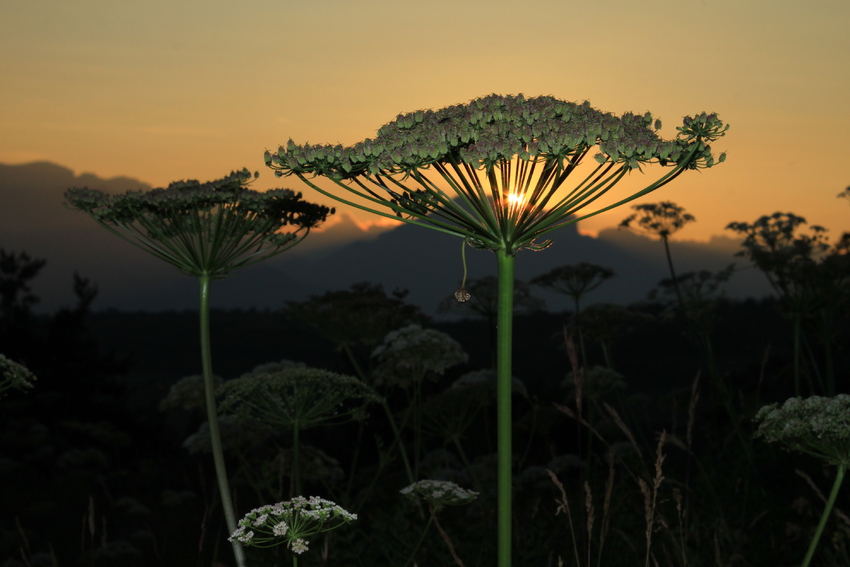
[65,169,333,278]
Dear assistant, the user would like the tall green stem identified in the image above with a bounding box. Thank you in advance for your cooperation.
[199,275,246,567]
[293,424,301,496]
[802,464,846,567]
[495,249,515,567]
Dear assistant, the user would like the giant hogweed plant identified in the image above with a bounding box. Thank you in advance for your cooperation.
[65,169,333,567]
[266,93,728,566]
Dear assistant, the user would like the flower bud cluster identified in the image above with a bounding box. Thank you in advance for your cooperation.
[268,94,726,178]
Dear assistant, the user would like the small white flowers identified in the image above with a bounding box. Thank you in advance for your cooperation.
[290,538,309,554]
[401,480,479,510]
[229,496,356,554]
[754,394,850,465]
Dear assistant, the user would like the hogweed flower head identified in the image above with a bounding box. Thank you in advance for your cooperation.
[531,262,614,300]
[267,94,727,254]
[229,496,357,553]
[400,479,479,511]
[754,394,850,466]
[0,354,37,399]
[65,169,333,278]
[217,367,382,430]
[619,201,695,240]
[372,324,468,388]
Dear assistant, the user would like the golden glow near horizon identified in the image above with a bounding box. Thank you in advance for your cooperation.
[1,0,848,243]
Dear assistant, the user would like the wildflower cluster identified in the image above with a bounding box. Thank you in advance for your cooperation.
[65,169,333,278]
[0,354,36,400]
[217,367,382,429]
[754,395,850,465]
[229,496,357,554]
[400,480,479,511]
[268,94,725,178]
[266,94,726,254]
[372,325,468,388]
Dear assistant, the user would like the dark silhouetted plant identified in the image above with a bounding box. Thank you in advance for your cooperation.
[66,169,333,567]
[267,93,727,567]
[531,262,615,366]
[620,201,695,312]
[217,367,380,496]
[727,213,833,395]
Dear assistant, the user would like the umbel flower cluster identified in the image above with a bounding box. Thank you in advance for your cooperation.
[266,94,727,253]
[65,169,333,278]
[372,324,468,387]
[400,479,479,510]
[0,354,37,400]
[229,496,357,554]
[754,394,850,465]
[217,367,382,429]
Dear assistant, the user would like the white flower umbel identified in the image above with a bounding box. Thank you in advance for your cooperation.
[229,496,356,564]
[754,394,850,466]
[401,479,479,511]
[755,394,850,567]
[401,480,478,567]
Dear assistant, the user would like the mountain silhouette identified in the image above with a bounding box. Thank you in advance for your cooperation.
[0,161,770,314]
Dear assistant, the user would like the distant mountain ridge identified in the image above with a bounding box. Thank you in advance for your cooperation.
[0,161,771,314]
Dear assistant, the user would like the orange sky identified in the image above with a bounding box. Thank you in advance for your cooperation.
[2,0,848,242]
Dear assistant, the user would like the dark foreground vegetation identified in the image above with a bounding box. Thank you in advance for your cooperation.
[1,214,848,567]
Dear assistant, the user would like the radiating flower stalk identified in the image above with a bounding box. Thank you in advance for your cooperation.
[755,395,850,567]
[217,367,381,496]
[66,169,333,567]
[267,94,728,567]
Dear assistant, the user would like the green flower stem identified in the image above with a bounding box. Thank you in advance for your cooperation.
[495,249,515,567]
[199,274,246,567]
[293,422,301,496]
[802,463,846,567]
[403,514,434,567]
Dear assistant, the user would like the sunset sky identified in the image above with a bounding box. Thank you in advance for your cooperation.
[2,0,848,242]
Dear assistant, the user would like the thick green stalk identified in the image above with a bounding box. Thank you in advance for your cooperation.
[495,249,515,567]
[199,275,246,567]
[802,463,846,567]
